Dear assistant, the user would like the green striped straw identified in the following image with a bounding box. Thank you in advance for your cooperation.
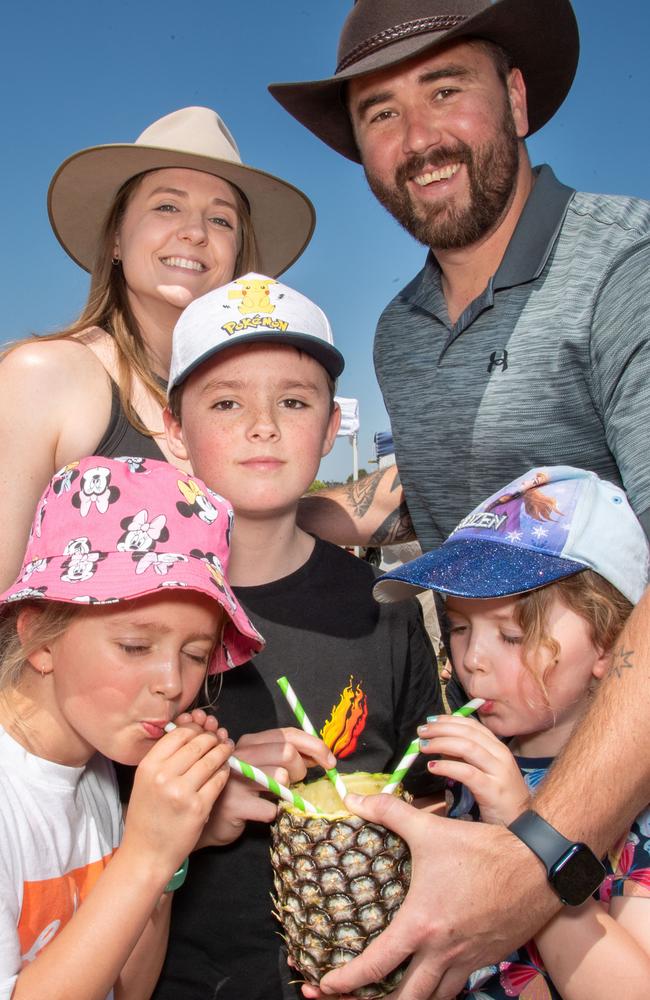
[277,676,349,803]
[163,723,319,814]
[380,698,485,795]
[228,755,320,814]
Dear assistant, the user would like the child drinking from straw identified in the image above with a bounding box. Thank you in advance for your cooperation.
[153,274,444,1000]
[0,456,265,1000]
[374,466,650,999]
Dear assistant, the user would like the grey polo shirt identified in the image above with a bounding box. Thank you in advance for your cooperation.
[374,166,650,551]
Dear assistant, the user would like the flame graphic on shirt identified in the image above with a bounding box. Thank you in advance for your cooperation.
[320,677,368,759]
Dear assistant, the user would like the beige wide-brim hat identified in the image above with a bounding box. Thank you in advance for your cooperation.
[48,106,315,278]
[269,0,579,163]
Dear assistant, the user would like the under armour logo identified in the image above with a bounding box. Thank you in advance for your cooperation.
[487,350,508,373]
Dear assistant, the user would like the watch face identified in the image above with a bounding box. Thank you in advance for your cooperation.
[551,844,606,906]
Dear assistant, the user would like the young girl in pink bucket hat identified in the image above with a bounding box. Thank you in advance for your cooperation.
[0,455,263,1000]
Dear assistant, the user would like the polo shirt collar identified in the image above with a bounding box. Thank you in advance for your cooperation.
[407,165,576,314]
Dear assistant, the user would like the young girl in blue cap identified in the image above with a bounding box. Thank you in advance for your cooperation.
[375,466,650,999]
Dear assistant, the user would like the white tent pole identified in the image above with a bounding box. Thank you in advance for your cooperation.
[352,433,360,557]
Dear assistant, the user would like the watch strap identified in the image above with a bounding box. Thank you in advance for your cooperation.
[164,856,189,893]
[508,809,573,872]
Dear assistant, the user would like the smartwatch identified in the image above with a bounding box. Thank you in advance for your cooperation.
[508,810,606,906]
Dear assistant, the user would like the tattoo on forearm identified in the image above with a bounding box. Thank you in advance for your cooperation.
[369,501,415,545]
[342,473,383,518]
[608,646,635,678]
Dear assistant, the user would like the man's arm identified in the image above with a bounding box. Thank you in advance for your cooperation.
[314,588,650,1000]
[297,466,415,547]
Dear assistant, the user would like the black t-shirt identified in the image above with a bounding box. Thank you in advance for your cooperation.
[153,538,443,1000]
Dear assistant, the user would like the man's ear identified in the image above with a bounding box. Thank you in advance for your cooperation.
[163,406,189,462]
[508,67,529,139]
[17,606,53,677]
[321,401,341,458]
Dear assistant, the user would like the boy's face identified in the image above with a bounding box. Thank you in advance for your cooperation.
[165,342,340,520]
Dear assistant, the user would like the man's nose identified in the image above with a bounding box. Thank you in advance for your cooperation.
[402,106,443,156]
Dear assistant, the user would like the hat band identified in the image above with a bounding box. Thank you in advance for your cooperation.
[336,14,468,73]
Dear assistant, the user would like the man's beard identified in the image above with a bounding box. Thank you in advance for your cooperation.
[364,105,520,251]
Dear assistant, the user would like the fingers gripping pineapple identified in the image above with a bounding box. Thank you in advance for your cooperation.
[270,774,412,999]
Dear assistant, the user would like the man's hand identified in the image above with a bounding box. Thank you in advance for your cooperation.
[306,793,557,1000]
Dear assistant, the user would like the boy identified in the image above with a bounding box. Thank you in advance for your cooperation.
[153,274,443,1000]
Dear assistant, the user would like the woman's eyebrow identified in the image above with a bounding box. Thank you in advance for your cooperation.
[147,186,237,208]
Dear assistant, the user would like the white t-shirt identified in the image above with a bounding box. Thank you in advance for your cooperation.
[0,725,122,999]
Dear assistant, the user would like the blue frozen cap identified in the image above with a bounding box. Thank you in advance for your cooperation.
[374,467,649,606]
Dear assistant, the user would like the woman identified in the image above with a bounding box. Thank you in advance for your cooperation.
[0,106,314,589]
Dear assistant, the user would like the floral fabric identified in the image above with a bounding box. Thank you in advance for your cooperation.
[449,755,650,999]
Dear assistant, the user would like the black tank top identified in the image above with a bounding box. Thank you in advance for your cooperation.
[94,378,166,802]
[94,379,166,461]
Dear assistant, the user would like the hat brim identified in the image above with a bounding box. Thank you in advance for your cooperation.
[269,0,579,162]
[48,144,315,278]
[170,330,345,391]
[0,552,264,674]
[373,538,586,603]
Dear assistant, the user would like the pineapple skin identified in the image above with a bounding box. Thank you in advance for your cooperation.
[270,775,412,999]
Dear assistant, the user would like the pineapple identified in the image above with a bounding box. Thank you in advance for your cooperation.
[270,773,411,999]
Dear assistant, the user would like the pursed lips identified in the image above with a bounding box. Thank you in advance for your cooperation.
[141,719,172,738]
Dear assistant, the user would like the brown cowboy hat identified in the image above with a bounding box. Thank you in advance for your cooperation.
[48,106,315,278]
[269,0,579,162]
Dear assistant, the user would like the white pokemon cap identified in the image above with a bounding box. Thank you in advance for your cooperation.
[169,272,345,391]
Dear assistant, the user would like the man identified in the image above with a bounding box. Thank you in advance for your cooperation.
[271,0,650,553]
[267,2,650,998]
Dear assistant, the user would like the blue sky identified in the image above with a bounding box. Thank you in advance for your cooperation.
[2,0,648,482]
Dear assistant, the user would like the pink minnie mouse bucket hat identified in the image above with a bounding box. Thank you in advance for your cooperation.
[0,456,264,673]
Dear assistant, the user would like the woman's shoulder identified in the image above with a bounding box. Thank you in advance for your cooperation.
[0,331,111,390]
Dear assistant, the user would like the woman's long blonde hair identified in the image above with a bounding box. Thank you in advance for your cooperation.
[3,171,259,436]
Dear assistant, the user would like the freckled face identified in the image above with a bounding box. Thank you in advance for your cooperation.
[446,593,607,755]
[348,41,528,250]
[166,343,340,520]
[43,591,223,765]
[114,167,241,317]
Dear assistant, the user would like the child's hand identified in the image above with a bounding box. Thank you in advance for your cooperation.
[121,724,233,884]
[173,707,230,743]
[418,715,531,826]
[200,727,337,847]
[237,726,337,774]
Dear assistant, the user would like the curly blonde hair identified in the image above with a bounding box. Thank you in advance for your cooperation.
[515,570,632,707]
